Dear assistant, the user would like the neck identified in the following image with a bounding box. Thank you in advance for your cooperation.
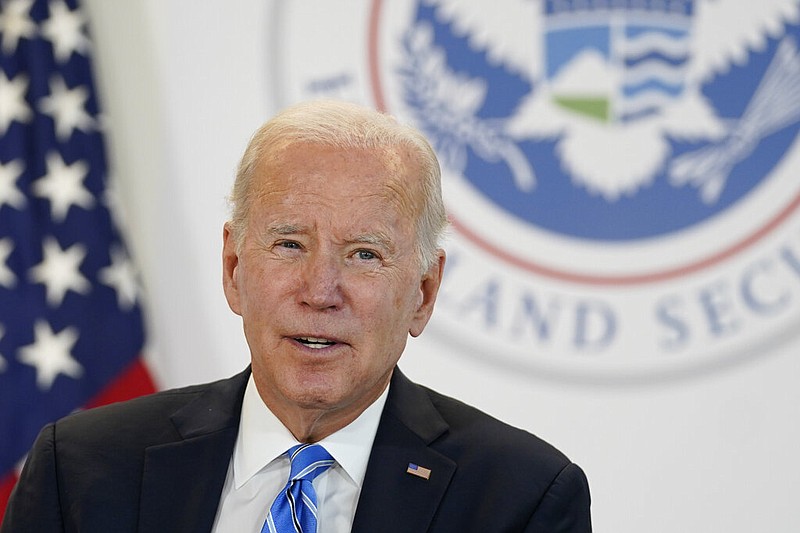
[251,372,391,443]
[281,409,352,443]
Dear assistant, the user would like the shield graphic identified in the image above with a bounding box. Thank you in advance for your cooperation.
[544,2,694,123]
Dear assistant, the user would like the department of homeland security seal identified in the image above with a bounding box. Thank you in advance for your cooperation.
[273,0,800,381]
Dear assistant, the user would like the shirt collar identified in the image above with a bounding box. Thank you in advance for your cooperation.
[232,373,389,490]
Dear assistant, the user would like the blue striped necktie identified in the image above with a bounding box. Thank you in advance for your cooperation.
[262,444,335,533]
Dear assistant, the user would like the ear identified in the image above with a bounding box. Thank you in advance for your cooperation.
[409,250,446,337]
[222,223,243,316]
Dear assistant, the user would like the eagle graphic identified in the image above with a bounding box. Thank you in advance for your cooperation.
[401,0,800,203]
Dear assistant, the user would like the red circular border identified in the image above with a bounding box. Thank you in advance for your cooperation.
[367,0,800,286]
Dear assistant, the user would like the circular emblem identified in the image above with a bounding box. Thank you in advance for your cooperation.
[273,0,800,382]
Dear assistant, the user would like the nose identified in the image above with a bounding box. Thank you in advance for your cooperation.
[298,251,345,310]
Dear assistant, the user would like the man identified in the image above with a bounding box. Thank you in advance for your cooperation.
[2,100,591,532]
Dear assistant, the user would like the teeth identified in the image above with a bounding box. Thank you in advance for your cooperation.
[296,337,336,348]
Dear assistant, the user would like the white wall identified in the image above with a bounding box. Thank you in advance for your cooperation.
[84,2,800,532]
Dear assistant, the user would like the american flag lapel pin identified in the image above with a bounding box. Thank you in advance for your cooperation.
[406,463,432,480]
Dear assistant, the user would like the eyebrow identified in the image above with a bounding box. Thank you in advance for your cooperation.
[347,232,394,251]
[266,223,306,236]
[265,223,395,252]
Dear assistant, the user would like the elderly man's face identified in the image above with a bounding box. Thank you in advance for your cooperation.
[222,142,444,437]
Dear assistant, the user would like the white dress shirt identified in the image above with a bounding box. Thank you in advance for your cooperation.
[211,374,389,532]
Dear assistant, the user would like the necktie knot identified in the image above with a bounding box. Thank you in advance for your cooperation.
[288,443,334,482]
[263,444,334,533]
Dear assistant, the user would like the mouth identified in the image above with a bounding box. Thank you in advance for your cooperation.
[293,336,339,349]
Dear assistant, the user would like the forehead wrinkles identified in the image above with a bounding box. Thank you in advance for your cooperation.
[376,146,425,220]
[252,143,424,218]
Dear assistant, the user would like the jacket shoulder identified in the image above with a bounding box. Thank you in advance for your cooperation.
[367,370,592,532]
[55,370,247,448]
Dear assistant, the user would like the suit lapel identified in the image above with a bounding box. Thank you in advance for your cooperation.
[138,370,249,533]
[133,367,453,532]
[351,369,456,533]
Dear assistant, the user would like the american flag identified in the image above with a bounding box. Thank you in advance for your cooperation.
[406,463,432,480]
[0,0,156,519]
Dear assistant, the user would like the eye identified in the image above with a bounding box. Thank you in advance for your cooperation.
[272,240,303,255]
[354,249,378,261]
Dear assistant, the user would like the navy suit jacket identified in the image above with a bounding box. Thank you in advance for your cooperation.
[2,367,591,532]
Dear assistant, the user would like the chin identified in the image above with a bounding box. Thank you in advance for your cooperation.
[283,376,347,406]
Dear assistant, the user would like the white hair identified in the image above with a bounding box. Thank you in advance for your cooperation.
[228,100,448,270]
